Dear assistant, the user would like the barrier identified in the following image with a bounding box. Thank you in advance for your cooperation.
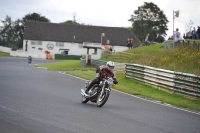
[125,64,200,99]
[80,59,125,71]
[164,40,200,51]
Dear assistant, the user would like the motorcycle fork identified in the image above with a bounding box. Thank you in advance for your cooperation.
[99,82,106,99]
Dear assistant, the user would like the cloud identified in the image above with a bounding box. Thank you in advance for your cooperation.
[0,0,199,39]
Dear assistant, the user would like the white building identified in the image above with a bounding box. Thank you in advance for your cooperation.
[23,21,139,59]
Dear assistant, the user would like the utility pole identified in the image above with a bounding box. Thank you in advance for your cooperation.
[173,10,179,36]
[173,10,174,37]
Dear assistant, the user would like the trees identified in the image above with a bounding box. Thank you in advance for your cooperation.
[0,15,19,48]
[129,2,169,43]
[62,20,80,25]
[185,20,194,33]
[0,13,50,48]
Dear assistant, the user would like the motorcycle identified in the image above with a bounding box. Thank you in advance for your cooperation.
[81,76,114,107]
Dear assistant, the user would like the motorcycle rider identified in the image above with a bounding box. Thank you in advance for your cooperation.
[85,61,118,95]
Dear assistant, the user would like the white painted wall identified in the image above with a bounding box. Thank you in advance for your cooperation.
[23,40,128,59]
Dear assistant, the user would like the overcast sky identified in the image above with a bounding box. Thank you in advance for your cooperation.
[0,0,200,40]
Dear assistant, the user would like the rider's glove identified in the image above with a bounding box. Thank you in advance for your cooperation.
[113,79,118,84]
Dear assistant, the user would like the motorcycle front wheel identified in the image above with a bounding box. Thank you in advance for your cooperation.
[96,90,110,107]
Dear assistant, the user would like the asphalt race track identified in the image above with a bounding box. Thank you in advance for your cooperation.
[0,57,200,133]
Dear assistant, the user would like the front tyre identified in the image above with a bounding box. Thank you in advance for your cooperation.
[96,90,110,107]
[81,95,89,103]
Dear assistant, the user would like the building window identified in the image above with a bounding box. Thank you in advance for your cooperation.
[31,41,36,45]
[37,41,42,45]
[31,41,42,45]
[56,42,64,47]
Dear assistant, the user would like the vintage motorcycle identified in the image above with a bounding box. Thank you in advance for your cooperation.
[81,76,114,107]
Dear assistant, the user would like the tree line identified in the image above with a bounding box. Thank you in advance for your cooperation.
[0,2,169,49]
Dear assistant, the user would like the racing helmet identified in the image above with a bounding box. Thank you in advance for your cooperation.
[106,61,115,71]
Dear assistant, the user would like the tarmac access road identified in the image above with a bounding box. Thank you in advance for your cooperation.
[0,57,200,133]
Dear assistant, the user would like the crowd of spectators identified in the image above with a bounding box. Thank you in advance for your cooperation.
[184,26,200,39]
[168,26,200,40]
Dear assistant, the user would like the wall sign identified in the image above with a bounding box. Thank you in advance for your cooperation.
[47,43,54,50]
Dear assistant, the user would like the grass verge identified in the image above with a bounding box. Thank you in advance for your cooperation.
[36,60,95,71]
[0,51,10,57]
[101,44,200,75]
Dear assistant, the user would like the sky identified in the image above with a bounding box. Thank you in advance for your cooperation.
[0,0,200,40]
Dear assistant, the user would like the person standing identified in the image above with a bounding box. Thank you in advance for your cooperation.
[28,55,32,66]
[127,38,131,49]
[173,28,184,43]
[130,38,134,48]
[104,44,109,54]
[192,27,196,39]
[109,46,113,54]
[196,26,200,39]
[145,33,150,46]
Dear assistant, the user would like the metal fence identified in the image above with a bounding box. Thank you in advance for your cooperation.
[125,64,200,99]
[80,59,125,71]
[164,40,200,51]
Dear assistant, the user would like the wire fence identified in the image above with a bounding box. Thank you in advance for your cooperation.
[164,40,200,51]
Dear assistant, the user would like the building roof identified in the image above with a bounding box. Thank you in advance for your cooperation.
[24,21,140,47]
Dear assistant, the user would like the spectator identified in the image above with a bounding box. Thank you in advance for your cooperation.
[109,46,113,54]
[173,28,184,42]
[130,38,134,49]
[192,27,196,39]
[196,26,200,39]
[104,44,109,54]
[28,54,32,66]
[127,38,131,49]
[145,33,150,46]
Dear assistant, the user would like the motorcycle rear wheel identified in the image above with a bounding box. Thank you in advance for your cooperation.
[96,90,110,107]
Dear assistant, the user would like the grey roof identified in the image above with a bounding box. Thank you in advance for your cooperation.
[24,21,139,47]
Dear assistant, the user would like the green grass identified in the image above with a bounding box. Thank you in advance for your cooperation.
[36,60,95,71]
[102,43,200,75]
[0,51,10,57]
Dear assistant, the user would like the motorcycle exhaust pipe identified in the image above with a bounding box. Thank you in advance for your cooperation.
[81,89,89,98]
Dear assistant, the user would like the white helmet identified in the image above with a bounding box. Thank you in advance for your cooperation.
[106,61,115,71]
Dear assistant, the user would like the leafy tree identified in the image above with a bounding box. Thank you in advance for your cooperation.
[0,13,50,48]
[0,15,17,47]
[129,2,169,43]
[22,12,50,22]
[18,13,50,48]
[62,20,80,25]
